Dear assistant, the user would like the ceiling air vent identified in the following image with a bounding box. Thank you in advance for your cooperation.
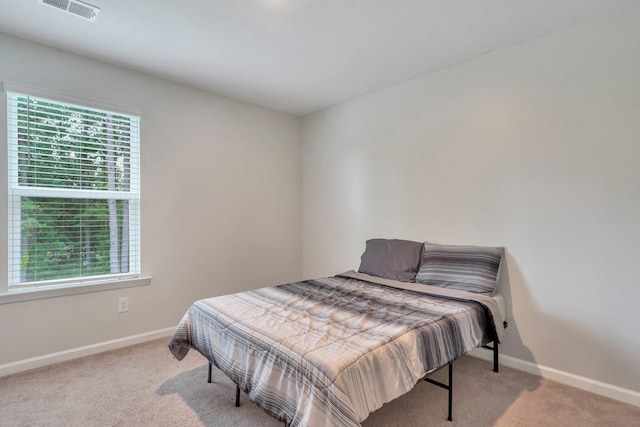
[37,0,100,22]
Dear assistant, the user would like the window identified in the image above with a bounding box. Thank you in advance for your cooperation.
[7,89,140,291]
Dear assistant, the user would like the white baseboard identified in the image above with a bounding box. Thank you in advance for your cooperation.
[468,347,640,408]
[0,327,176,378]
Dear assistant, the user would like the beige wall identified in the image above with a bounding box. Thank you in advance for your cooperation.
[302,5,640,392]
[0,34,302,364]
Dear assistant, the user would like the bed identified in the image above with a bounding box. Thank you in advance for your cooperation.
[169,240,506,427]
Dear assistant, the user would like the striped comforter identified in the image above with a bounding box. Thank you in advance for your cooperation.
[169,271,504,427]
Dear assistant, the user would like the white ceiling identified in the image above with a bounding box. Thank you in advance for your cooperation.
[0,0,631,115]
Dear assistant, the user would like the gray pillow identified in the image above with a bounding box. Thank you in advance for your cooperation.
[358,239,424,282]
[416,242,504,295]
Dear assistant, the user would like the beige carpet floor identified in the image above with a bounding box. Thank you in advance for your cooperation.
[0,338,638,426]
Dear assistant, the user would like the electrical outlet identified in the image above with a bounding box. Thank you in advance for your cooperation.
[118,296,129,313]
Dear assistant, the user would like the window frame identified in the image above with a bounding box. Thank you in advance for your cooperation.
[3,82,147,298]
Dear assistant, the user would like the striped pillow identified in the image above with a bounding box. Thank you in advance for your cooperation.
[416,242,504,295]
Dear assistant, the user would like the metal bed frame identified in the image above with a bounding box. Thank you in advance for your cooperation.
[207,321,507,424]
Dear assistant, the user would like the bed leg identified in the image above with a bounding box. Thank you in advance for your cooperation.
[482,341,500,373]
[447,362,453,422]
[235,385,241,407]
[424,361,454,421]
[208,362,212,383]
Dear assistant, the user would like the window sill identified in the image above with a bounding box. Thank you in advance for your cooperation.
[0,276,152,305]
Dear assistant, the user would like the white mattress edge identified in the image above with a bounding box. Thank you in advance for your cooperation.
[492,293,507,323]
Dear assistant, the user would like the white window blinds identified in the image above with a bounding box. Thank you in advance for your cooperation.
[7,91,141,288]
